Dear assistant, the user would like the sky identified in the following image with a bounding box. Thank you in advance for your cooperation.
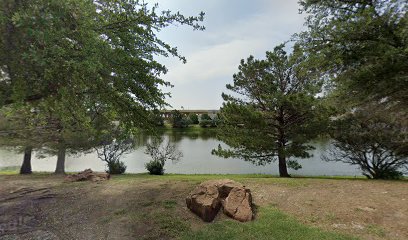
[152,0,306,110]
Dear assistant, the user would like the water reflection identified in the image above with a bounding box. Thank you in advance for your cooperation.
[0,129,362,176]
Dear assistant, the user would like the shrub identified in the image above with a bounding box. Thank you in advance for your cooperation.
[189,114,199,124]
[95,128,134,175]
[145,160,164,175]
[199,119,212,128]
[107,160,127,174]
[144,137,182,175]
[200,113,212,121]
[325,108,408,179]
[171,110,189,128]
[375,169,403,180]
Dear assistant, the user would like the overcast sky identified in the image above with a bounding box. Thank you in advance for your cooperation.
[152,0,306,110]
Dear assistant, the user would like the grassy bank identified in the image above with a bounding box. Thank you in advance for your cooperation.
[0,173,407,239]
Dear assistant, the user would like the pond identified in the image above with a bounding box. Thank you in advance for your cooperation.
[0,129,362,176]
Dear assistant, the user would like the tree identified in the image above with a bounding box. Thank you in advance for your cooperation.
[150,109,164,127]
[94,127,134,174]
[0,110,31,174]
[32,109,101,174]
[0,0,204,136]
[200,114,212,121]
[210,114,220,128]
[297,0,408,112]
[213,44,329,177]
[324,107,408,179]
[20,146,33,174]
[0,107,50,174]
[199,113,212,128]
[189,114,199,125]
[1,0,204,173]
[170,110,189,128]
[144,137,182,175]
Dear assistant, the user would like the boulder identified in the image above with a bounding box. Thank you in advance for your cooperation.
[186,179,254,222]
[210,179,244,198]
[65,169,110,182]
[223,187,254,222]
[185,183,221,222]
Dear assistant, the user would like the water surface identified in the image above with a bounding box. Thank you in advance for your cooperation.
[0,130,362,176]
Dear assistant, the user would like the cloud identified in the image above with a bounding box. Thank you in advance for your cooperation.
[162,2,305,85]
[164,38,267,85]
[154,0,306,108]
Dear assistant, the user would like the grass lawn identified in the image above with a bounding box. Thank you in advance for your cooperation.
[182,207,356,240]
[0,173,406,240]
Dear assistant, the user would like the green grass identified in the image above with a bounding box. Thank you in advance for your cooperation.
[123,191,357,240]
[110,173,310,187]
[109,173,404,186]
[366,224,386,237]
[182,207,358,240]
[150,210,190,238]
[162,200,178,209]
[0,166,19,174]
[124,196,189,239]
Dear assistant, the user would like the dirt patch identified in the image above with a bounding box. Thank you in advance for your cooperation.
[0,178,59,239]
[0,175,407,240]
[247,178,408,240]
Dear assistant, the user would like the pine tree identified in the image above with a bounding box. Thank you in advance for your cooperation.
[214,44,329,177]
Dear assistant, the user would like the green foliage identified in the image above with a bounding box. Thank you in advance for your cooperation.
[325,105,408,180]
[297,0,408,111]
[0,0,204,132]
[199,119,212,128]
[287,160,302,170]
[145,160,164,175]
[199,114,215,128]
[0,107,42,150]
[0,0,203,174]
[210,115,220,127]
[189,114,199,124]
[150,110,165,127]
[214,44,330,177]
[107,160,127,175]
[200,114,212,121]
[95,127,135,174]
[0,107,99,174]
[170,110,189,128]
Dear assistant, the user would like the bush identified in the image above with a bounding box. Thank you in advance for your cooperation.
[189,114,199,124]
[325,108,408,180]
[200,113,212,121]
[375,169,403,180]
[210,118,218,127]
[171,110,189,128]
[199,119,212,128]
[107,160,127,174]
[144,137,183,175]
[145,160,164,175]
[95,128,134,175]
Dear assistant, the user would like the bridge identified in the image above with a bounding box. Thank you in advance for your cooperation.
[160,109,220,119]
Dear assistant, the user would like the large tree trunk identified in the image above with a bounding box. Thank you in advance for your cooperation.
[55,146,66,174]
[277,107,290,178]
[278,151,290,178]
[20,146,32,174]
